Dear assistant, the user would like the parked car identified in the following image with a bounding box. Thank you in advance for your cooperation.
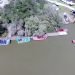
[61,0,75,6]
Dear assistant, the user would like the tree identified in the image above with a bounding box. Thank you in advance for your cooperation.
[0,0,64,37]
[1,0,36,22]
[25,16,39,36]
[0,25,7,36]
[43,3,63,29]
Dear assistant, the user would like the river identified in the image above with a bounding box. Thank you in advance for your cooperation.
[0,23,75,75]
[73,0,75,2]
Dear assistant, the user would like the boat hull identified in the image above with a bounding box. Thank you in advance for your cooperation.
[16,37,31,44]
[32,35,47,41]
[0,39,10,46]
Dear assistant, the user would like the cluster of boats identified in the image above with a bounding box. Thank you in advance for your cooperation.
[0,29,68,46]
[0,35,47,46]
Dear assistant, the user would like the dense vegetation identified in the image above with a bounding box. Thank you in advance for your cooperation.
[0,0,63,37]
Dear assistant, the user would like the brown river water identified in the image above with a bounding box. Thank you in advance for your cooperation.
[0,23,75,75]
[73,0,75,2]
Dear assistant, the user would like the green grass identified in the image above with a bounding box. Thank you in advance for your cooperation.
[59,6,71,14]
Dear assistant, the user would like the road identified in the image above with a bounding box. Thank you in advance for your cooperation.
[47,0,75,10]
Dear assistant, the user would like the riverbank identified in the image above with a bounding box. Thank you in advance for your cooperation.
[0,29,68,45]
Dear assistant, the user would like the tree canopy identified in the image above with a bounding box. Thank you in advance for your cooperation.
[0,0,63,37]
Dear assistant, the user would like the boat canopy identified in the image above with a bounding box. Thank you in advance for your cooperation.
[0,39,10,46]
[16,37,31,43]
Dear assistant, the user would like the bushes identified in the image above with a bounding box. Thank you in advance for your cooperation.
[0,0,64,37]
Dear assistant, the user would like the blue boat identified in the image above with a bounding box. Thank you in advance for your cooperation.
[16,37,31,44]
[24,37,31,43]
[0,39,10,46]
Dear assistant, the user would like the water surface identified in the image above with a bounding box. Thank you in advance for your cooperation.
[0,24,75,75]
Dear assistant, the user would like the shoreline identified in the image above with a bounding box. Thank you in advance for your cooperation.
[0,30,68,41]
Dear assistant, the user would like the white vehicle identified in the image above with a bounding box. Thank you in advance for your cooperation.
[61,0,75,5]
